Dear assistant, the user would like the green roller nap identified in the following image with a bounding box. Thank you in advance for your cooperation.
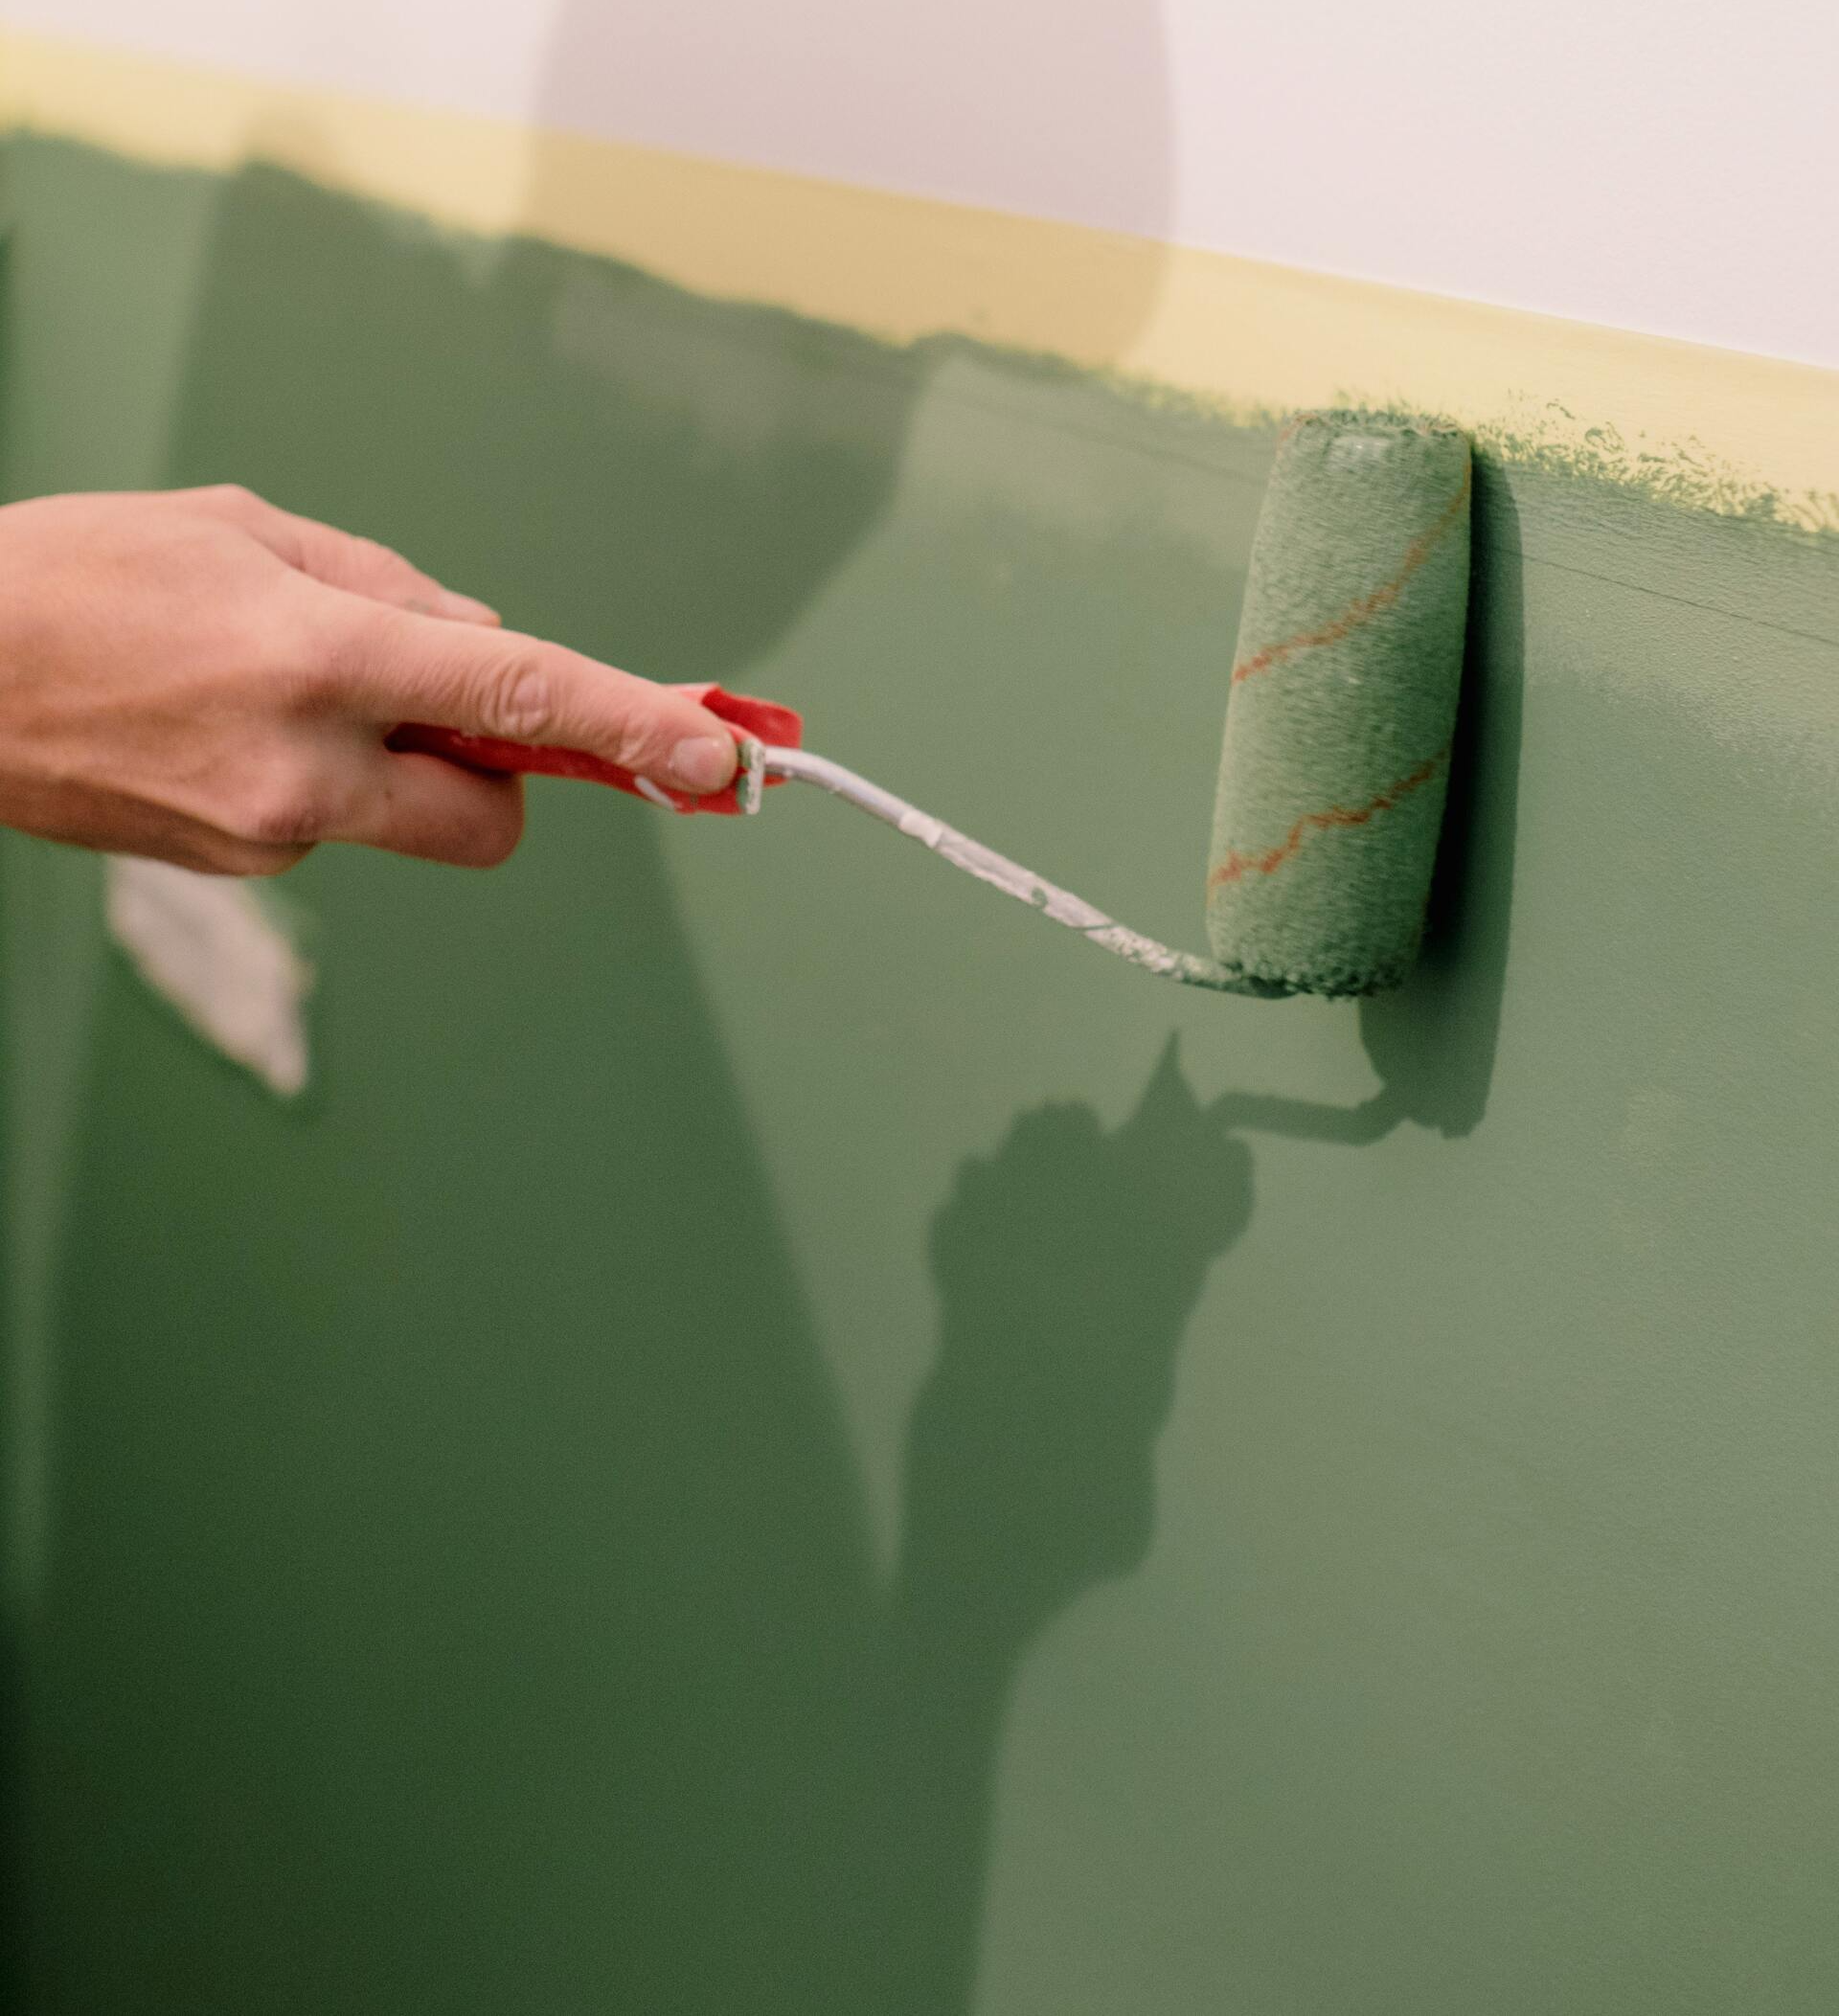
[1206,410,1472,997]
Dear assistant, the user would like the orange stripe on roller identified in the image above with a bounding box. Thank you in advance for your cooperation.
[1231,464,1471,686]
[1208,744,1452,889]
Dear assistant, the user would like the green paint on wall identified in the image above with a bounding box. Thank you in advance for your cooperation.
[2,137,1838,2015]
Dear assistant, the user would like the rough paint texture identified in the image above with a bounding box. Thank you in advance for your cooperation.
[1206,411,1469,993]
[3,138,1839,2016]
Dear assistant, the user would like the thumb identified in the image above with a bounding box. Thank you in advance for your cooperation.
[315,592,740,796]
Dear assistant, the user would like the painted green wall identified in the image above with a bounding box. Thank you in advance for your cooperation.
[3,138,1838,2013]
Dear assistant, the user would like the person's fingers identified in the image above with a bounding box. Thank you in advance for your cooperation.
[330,751,527,868]
[313,594,740,796]
[190,484,500,624]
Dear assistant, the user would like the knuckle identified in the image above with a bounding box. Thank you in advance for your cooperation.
[605,705,665,770]
[477,648,556,741]
[353,533,407,578]
[196,482,261,519]
[285,598,357,702]
[238,596,338,706]
[226,760,336,850]
[277,588,383,708]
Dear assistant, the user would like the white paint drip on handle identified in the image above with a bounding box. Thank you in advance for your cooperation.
[105,856,315,1097]
[756,745,1257,992]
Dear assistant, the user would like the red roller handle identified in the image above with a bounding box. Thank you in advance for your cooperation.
[387,684,804,816]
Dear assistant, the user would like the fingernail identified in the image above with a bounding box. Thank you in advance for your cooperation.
[670,736,737,794]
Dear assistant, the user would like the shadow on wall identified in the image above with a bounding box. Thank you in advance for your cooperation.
[7,5,1230,2014]
[866,1042,1250,2013]
[13,6,1535,2000]
[5,3,1534,1991]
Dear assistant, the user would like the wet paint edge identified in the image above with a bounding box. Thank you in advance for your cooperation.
[1,26,1836,532]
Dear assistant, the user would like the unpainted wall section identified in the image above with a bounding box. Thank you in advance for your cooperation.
[3,0,1837,362]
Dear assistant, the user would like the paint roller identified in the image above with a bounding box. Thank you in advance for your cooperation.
[396,410,1472,998]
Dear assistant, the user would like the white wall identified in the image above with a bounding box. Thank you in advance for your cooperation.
[5,0,1835,370]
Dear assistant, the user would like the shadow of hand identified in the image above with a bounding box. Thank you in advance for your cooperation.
[899,1039,1251,1652]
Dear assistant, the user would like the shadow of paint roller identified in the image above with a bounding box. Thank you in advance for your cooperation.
[394,410,1472,1000]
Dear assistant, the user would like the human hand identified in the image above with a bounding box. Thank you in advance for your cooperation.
[0,485,738,873]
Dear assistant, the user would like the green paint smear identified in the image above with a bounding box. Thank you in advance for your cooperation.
[1472,397,1838,531]
[1116,374,1838,535]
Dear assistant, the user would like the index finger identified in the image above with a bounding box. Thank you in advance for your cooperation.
[319,595,739,797]
[190,485,502,624]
